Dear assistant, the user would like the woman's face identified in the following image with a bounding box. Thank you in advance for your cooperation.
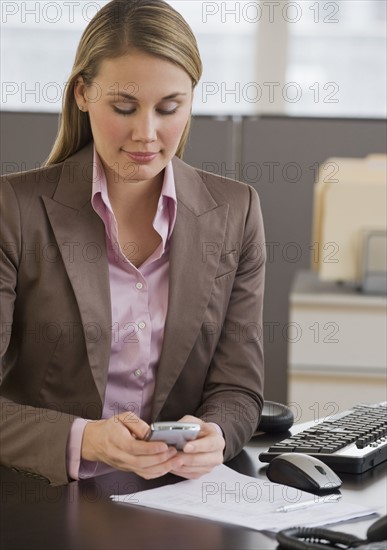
[75,50,193,186]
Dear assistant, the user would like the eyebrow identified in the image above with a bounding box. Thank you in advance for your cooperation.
[106,91,187,100]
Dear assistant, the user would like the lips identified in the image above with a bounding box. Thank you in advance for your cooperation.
[122,150,159,163]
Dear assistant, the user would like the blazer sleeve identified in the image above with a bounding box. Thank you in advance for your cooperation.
[0,176,75,485]
[195,185,266,461]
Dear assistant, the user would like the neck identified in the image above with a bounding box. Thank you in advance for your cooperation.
[104,165,164,217]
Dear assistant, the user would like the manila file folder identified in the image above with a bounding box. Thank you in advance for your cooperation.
[312,154,386,283]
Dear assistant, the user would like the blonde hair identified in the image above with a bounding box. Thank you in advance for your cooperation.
[45,0,202,165]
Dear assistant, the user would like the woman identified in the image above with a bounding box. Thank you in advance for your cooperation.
[0,0,265,486]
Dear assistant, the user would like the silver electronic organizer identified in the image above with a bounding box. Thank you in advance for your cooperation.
[145,422,201,450]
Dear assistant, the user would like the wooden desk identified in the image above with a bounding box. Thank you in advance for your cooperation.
[1,430,386,550]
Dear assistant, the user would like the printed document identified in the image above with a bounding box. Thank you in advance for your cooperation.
[111,464,376,533]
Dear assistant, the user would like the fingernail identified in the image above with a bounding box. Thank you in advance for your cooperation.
[185,444,194,452]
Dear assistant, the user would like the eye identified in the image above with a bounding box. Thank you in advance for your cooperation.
[113,106,135,116]
[158,102,179,115]
[112,104,179,117]
[157,107,178,116]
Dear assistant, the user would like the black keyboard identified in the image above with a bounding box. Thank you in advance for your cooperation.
[259,402,387,474]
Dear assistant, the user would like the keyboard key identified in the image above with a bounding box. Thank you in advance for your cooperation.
[267,446,295,453]
[294,446,322,453]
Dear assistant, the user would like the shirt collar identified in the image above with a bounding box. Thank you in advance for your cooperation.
[160,159,177,240]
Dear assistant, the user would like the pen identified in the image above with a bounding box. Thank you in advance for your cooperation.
[275,494,342,513]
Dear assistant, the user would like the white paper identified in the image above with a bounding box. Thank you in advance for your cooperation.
[110,465,376,533]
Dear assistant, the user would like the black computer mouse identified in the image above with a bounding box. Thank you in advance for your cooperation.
[266,453,342,493]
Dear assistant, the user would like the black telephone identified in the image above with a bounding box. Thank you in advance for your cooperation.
[276,515,387,549]
[257,401,294,433]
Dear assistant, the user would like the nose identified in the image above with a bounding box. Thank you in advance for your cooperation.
[132,111,157,143]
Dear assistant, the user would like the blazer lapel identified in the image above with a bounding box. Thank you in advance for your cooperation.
[152,157,229,420]
[42,144,112,402]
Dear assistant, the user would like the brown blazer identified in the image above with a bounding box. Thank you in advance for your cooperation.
[0,142,265,485]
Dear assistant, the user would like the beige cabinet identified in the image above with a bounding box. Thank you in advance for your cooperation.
[288,271,387,424]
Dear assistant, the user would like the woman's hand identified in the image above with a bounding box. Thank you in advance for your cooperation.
[169,415,225,479]
[81,411,178,479]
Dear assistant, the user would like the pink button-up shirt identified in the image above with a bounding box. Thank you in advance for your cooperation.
[66,147,177,479]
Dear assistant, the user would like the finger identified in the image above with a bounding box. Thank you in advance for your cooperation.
[178,414,204,426]
[105,423,171,461]
[129,448,183,479]
[170,447,224,476]
[109,445,178,472]
[137,449,179,476]
[125,438,171,456]
[138,459,177,480]
[116,411,150,440]
[111,426,171,455]
[171,451,222,471]
[183,433,224,454]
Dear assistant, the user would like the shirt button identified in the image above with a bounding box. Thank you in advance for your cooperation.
[134,369,142,377]
[138,321,146,330]
[135,282,143,290]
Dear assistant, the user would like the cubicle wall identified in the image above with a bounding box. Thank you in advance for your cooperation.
[240,117,386,404]
[1,112,386,403]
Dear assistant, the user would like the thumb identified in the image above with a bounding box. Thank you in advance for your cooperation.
[116,411,150,439]
[178,414,204,426]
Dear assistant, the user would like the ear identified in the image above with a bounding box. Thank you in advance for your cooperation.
[74,76,88,110]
